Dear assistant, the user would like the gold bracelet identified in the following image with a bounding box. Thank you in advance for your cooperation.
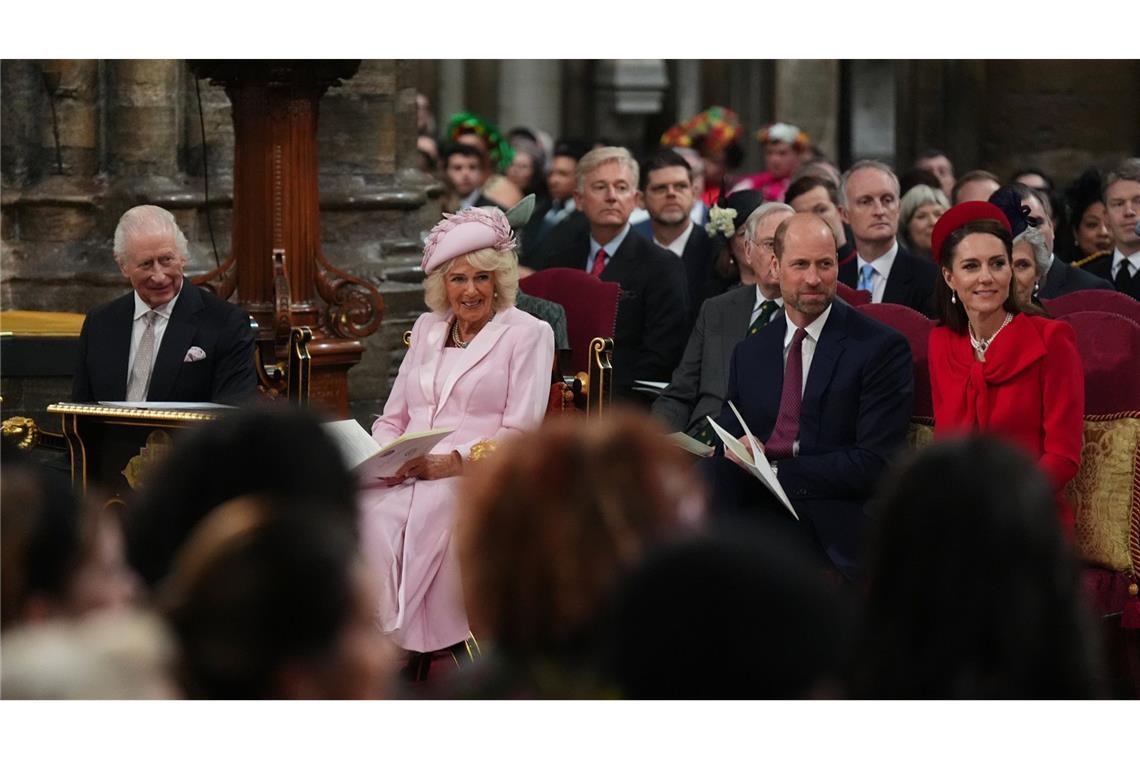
[467,439,497,463]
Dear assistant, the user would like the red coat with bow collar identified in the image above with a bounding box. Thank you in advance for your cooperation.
[928,314,1084,528]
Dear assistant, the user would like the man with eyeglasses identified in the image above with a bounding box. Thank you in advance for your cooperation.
[653,202,794,442]
[72,204,257,404]
[632,149,717,326]
[838,160,938,315]
[542,146,689,402]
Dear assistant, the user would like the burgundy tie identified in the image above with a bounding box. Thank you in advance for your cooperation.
[590,248,608,277]
[765,327,807,459]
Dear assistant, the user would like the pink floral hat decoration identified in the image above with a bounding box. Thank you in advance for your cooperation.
[421,206,517,274]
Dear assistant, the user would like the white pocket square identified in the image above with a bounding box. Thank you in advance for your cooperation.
[184,346,207,362]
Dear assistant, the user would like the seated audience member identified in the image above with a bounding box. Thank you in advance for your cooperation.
[898,184,949,260]
[519,138,590,270]
[854,437,1105,698]
[2,458,138,629]
[632,148,717,325]
[124,407,358,588]
[451,412,705,698]
[1075,158,1140,300]
[360,207,553,675]
[839,160,939,314]
[951,169,1001,205]
[541,146,688,402]
[997,183,1112,299]
[653,203,794,441]
[914,148,956,198]
[1011,166,1054,192]
[71,205,256,405]
[791,157,842,187]
[731,122,810,201]
[442,142,498,212]
[785,176,854,260]
[701,213,914,579]
[608,526,854,698]
[928,201,1084,530]
[661,106,744,208]
[1,610,178,699]
[505,139,545,200]
[674,146,711,227]
[162,499,396,699]
[1064,168,1114,263]
[704,189,767,294]
[447,111,522,209]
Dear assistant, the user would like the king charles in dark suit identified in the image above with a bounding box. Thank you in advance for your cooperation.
[541,146,689,402]
[703,213,914,579]
[72,205,256,405]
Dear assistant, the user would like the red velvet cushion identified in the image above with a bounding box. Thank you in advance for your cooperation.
[837,281,871,306]
[520,268,620,373]
[1044,290,1140,325]
[1057,311,1140,414]
[856,303,935,418]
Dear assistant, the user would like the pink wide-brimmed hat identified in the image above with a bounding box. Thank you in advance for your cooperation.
[421,206,517,274]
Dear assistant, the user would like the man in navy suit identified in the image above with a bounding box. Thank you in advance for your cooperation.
[838,160,937,315]
[542,146,689,402]
[703,213,914,578]
[72,205,256,404]
[632,149,717,326]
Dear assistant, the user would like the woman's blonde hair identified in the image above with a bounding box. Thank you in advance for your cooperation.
[422,247,519,314]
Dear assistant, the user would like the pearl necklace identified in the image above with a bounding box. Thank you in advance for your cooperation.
[969,311,1013,361]
[450,313,493,349]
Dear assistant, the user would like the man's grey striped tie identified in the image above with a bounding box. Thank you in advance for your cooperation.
[126,311,158,402]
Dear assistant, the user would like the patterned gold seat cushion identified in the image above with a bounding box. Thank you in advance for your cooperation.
[1067,413,1140,574]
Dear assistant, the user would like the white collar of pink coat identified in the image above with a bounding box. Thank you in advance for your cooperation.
[417,306,520,415]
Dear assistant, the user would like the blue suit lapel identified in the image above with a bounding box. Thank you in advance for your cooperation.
[147,285,204,401]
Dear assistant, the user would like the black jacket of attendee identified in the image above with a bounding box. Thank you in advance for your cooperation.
[71,284,257,404]
[1073,251,1140,300]
[839,243,938,316]
[1039,256,1114,299]
[632,220,718,328]
[520,203,589,271]
[543,228,690,401]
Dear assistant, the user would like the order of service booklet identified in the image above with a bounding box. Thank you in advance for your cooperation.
[323,420,455,478]
[705,401,798,520]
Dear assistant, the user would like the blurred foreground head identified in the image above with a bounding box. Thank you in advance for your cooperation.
[125,407,357,588]
[858,436,1104,698]
[2,459,137,629]
[162,497,397,699]
[609,527,855,698]
[458,412,705,661]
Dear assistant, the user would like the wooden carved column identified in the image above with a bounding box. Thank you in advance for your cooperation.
[189,61,383,417]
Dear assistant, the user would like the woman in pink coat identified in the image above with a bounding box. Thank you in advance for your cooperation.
[359,207,555,669]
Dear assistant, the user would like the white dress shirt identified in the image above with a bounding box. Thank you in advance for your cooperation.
[750,286,783,328]
[1111,248,1140,279]
[654,219,695,258]
[855,240,899,304]
[587,223,632,273]
[127,288,180,382]
[778,303,832,456]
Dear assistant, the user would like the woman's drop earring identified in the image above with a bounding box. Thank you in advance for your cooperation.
[951,290,957,304]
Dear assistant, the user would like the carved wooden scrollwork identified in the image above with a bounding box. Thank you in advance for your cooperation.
[191,254,238,301]
[314,253,384,340]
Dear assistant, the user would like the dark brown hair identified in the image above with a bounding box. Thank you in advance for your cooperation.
[935,219,1020,334]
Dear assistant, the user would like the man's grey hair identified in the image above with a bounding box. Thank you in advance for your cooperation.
[1102,158,1140,199]
[742,202,795,241]
[112,205,189,267]
[1013,225,1051,282]
[576,146,639,193]
[838,159,900,207]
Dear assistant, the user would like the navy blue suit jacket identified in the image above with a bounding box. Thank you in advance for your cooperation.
[716,299,914,576]
[840,243,937,316]
[71,284,257,405]
[632,220,717,327]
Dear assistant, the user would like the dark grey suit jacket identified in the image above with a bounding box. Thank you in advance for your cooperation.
[840,242,937,316]
[71,284,257,405]
[1040,256,1115,299]
[652,284,767,436]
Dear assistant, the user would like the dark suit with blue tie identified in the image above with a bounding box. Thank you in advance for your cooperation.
[839,243,937,316]
[706,299,914,578]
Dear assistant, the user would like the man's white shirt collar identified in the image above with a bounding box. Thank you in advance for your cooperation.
[654,219,694,257]
[1111,248,1140,277]
[783,302,832,349]
[133,288,180,320]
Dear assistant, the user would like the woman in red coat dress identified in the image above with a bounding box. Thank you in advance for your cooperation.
[927,201,1084,530]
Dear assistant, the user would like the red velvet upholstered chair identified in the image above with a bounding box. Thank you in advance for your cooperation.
[519,268,619,416]
[1057,311,1140,668]
[856,302,935,420]
[837,281,871,306]
[1043,289,1140,325]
